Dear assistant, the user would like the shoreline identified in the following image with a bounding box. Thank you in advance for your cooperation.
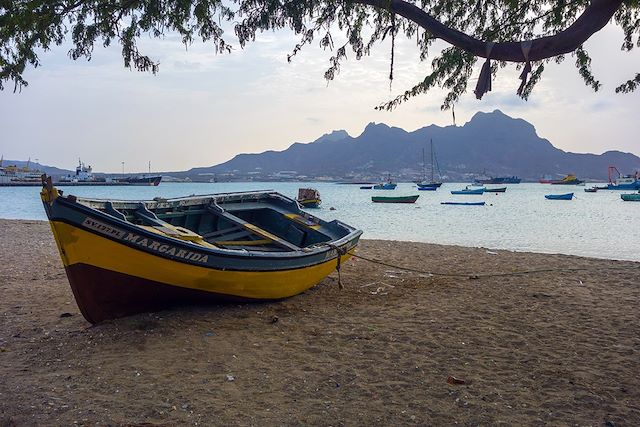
[1,218,639,425]
[3,219,640,264]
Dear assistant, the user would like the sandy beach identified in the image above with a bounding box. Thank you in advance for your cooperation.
[1,218,639,426]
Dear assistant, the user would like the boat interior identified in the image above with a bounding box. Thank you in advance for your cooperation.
[70,191,352,252]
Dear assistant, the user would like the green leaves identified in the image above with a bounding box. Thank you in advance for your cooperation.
[615,73,640,93]
[0,0,636,105]
[574,46,600,91]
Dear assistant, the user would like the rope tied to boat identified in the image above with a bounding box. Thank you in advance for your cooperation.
[320,243,640,290]
[348,252,640,279]
[325,243,347,289]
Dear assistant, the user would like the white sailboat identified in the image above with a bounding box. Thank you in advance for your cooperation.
[417,139,442,189]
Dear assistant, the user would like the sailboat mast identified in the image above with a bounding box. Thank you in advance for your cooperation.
[422,147,426,180]
[430,139,434,182]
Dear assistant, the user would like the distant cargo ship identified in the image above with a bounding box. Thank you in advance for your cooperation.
[473,176,521,185]
[58,160,163,186]
[606,166,640,190]
[538,175,553,184]
[114,175,162,186]
[548,174,584,185]
[59,159,104,183]
[0,158,43,185]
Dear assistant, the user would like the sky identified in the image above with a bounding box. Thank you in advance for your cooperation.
[0,17,639,173]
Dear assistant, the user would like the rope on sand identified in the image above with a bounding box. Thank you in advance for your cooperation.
[349,253,640,280]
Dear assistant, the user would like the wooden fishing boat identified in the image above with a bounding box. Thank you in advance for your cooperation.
[484,187,506,193]
[40,177,362,323]
[584,187,598,193]
[451,187,485,195]
[371,195,419,203]
[359,186,373,190]
[440,201,485,206]
[621,192,640,201]
[545,193,574,200]
[296,188,321,208]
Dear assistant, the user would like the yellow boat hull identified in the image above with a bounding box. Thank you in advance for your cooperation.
[50,220,353,323]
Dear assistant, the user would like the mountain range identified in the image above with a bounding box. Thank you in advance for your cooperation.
[183,110,639,182]
[6,110,639,182]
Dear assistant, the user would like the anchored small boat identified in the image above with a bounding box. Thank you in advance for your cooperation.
[484,187,506,193]
[584,187,598,193]
[373,174,397,190]
[371,195,419,203]
[621,192,640,201]
[359,186,373,190]
[417,184,438,191]
[40,177,361,323]
[416,139,443,189]
[296,188,321,208]
[373,182,397,190]
[441,201,485,206]
[545,193,574,200]
[451,187,485,195]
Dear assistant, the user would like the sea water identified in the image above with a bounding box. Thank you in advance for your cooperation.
[1,182,638,261]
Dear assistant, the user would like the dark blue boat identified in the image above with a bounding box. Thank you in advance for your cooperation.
[473,176,521,184]
[441,201,485,206]
[373,183,397,190]
[417,184,438,191]
[545,193,574,200]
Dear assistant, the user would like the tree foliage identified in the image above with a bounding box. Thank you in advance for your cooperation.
[1,0,638,109]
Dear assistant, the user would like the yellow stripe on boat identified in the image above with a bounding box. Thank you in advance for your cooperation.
[50,220,352,300]
[215,239,273,246]
[139,225,217,248]
[283,213,321,229]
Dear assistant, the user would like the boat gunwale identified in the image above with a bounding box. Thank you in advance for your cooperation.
[70,189,285,208]
[47,194,362,266]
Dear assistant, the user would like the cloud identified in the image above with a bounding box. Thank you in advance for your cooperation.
[1,20,639,172]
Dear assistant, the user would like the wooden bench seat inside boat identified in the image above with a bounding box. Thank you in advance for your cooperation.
[207,205,301,251]
[117,201,304,252]
[210,202,331,248]
[133,204,216,248]
[283,213,321,230]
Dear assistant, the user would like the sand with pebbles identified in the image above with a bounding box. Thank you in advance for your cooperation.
[1,219,639,426]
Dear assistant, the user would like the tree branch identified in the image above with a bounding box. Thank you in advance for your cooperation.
[352,0,624,62]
